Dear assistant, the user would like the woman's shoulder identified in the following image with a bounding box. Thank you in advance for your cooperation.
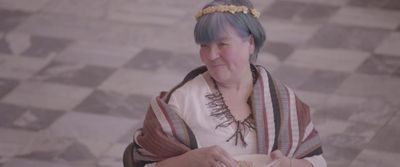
[166,66,208,96]
[165,68,210,119]
[255,64,291,90]
[170,72,208,98]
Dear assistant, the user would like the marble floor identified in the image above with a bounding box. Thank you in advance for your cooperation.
[0,0,400,167]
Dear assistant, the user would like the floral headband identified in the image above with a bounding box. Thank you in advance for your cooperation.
[195,4,261,20]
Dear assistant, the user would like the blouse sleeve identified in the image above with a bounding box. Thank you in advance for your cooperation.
[299,121,327,167]
[304,155,327,167]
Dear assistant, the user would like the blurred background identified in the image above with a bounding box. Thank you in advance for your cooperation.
[0,0,399,166]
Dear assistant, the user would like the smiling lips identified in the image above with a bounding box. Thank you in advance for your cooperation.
[209,64,226,70]
[211,64,224,67]
[209,60,225,67]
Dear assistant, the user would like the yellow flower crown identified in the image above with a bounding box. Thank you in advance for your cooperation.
[195,4,260,20]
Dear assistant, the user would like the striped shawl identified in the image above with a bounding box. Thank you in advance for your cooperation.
[130,65,323,166]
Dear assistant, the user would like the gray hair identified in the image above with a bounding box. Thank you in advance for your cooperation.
[194,0,266,63]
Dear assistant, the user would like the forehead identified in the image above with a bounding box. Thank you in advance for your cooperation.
[216,26,242,40]
[194,13,247,44]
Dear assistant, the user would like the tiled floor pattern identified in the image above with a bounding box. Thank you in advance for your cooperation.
[0,0,399,167]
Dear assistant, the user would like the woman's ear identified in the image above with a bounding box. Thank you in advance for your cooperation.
[248,36,255,54]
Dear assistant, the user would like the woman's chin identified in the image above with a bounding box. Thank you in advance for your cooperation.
[210,73,230,83]
[207,66,231,80]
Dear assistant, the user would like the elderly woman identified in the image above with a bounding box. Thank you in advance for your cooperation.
[124,0,326,167]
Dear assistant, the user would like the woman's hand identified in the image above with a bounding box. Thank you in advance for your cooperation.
[268,150,313,167]
[156,145,238,167]
[269,150,291,167]
[181,145,238,167]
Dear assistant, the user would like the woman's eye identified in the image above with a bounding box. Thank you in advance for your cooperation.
[200,44,209,48]
[218,43,228,47]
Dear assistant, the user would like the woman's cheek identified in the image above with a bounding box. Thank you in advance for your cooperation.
[199,49,208,63]
[220,50,235,61]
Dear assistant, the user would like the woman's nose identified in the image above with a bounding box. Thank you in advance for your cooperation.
[207,46,220,60]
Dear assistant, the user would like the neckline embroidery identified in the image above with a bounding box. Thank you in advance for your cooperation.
[205,66,258,147]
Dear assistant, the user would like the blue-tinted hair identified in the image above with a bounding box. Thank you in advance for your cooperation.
[194,0,266,62]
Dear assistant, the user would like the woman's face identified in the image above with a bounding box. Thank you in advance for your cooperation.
[199,25,254,84]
